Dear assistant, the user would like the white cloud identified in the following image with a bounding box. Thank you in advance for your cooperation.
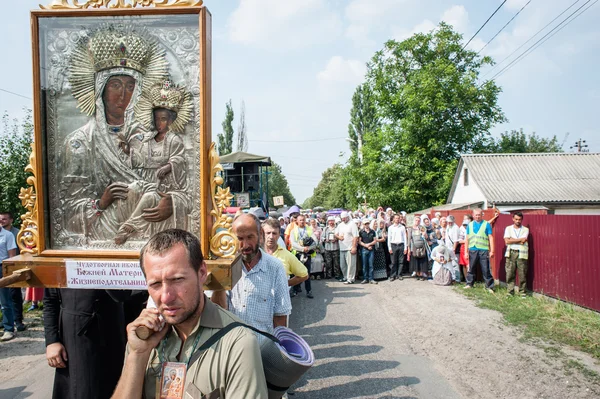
[317,56,366,101]
[392,4,470,41]
[317,56,366,84]
[227,0,342,49]
[344,0,412,46]
[345,0,408,22]
[392,19,436,41]
[441,5,469,34]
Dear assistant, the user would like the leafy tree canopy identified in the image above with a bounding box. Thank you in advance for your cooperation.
[0,110,33,226]
[479,129,563,153]
[267,161,296,208]
[363,22,505,211]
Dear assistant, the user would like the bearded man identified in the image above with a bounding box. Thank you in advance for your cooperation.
[211,214,291,339]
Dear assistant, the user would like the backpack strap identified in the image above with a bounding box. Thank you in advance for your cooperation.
[187,322,280,367]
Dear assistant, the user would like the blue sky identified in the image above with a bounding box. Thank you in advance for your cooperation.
[2,0,599,203]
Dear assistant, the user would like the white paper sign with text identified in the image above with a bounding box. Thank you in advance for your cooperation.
[65,260,147,290]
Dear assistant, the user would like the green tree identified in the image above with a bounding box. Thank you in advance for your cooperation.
[217,100,234,155]
[482,129,563,153]
[348,83,380,162]
[303,164,357,210]
[267,161,296,208]
[236,100,248,152]
[0,110,34,226]
[362,22,505,211]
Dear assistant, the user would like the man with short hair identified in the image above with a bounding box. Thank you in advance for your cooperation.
[359,219,377,284]
[263,218,309,297]
[290,215,317,298]
[504,212,529,297]
[113,229,268,398]
[335,212,359,284]
[321,216,341,280]
[213,214,293,329]
[387,214,407,281]
[0,221,17,341]
[0,212,25,332]
[464,208,495,292]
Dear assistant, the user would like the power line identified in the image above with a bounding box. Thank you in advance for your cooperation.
[483,0,582,78]
[0,88,32,101]
[463,0,508,50]
[477,0,533,54]
[251,137,346,143]
[488,0,596,81]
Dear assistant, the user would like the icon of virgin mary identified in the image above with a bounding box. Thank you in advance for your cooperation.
[60,25,175,246]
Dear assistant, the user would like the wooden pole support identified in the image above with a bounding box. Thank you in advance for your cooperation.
[0,268,32,289]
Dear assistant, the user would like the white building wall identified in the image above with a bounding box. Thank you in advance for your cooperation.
[450,165,487,207]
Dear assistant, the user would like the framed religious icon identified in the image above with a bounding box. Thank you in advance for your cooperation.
[22,2,221,259]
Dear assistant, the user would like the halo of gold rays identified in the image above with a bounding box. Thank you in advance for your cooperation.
[69,24,169,116]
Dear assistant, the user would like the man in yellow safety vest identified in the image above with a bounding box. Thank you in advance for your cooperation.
[464,208,495,292]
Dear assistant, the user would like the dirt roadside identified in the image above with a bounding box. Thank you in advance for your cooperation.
[380,279,600,399]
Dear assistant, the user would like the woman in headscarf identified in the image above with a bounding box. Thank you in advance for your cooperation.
[373,219,388,280]
[407,215,429,280]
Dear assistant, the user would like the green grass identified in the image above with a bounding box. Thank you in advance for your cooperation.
[455,283,600,361]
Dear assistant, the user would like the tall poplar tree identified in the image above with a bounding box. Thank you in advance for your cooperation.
[217,100,234,155]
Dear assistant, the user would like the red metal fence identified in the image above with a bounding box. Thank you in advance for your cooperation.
[487,214,600,312]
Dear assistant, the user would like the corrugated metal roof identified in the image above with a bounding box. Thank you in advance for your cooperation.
[461,153,600,204]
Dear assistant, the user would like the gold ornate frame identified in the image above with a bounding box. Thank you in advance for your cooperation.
[18,1,238,261]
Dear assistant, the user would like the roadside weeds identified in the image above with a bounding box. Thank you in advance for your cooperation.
[455,283,600,385]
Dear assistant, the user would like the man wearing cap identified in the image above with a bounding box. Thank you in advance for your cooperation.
[359,219,378,284]
[335,212,359,284]
[321,216,340,280]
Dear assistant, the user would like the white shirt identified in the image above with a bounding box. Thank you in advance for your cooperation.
[387,223,407,250]
[444,224,460,249]
[335,221,359,251]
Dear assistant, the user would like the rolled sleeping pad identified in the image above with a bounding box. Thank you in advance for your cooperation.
[259,326,315,399]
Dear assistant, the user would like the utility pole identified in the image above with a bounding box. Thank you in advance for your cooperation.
[570,139,589,153]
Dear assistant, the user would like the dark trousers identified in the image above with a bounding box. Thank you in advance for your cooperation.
[390,243,405,278]
[294,254,312,293]
[466,249,494,289]
[10,288,23,324]
[361,249,374,281]
[323,249,340,278]
[0,288,15,332]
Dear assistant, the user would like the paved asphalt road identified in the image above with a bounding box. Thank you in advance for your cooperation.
[0,279,461,399]
[288,279,460,399]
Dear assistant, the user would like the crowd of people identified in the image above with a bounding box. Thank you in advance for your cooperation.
[272,205,527,295]
[0,206,529,398]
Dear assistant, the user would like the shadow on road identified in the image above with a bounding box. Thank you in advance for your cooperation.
[293,377,420,399]
[312,344,383,359]
[309,359,401,379]
[0,387,30,399]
